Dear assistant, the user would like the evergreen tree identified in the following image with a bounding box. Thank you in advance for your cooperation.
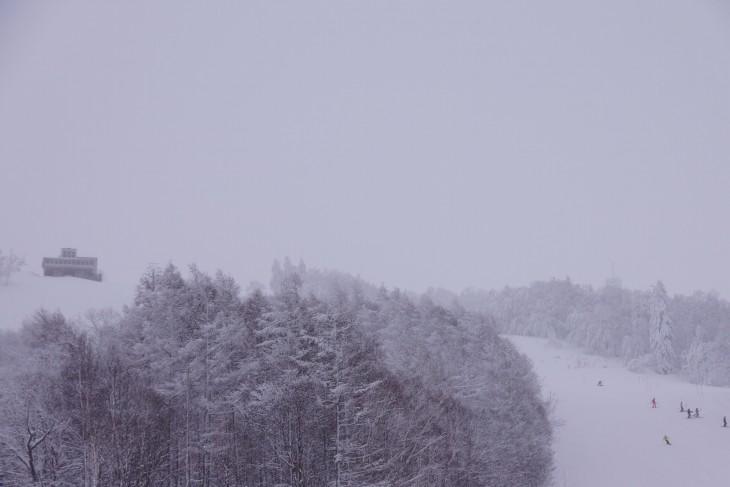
[650,281,676,374]
[684,325,709,384]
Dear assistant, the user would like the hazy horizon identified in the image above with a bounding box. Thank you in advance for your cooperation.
[2,1,729,298]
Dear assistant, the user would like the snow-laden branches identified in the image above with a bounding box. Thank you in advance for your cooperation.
[0,261,554,486]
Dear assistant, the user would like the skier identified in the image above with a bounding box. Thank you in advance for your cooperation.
[695,408,700,418]
[597,380,603,387]
[723,416,726,427]
[663,435,671,445]
[651,398,657,408]
[687,409,692,419]
[680,401,684,412]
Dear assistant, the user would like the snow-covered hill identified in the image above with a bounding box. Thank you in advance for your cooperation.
[509,336,730,487]
[0,271,134,330]
[5,272,729,486]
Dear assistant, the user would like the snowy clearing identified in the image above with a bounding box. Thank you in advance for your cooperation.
[0,271,133,330]
[509,335,730,487]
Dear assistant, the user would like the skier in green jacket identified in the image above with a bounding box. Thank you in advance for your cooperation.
[663,435,671,445]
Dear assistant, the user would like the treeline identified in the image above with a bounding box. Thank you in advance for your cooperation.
[427,278,730,386]
[0,261,553,487]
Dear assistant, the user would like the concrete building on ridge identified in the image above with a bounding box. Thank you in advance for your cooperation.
[42,248,102,281]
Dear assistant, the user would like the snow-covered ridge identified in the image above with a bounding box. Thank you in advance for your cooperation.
[509,335,730,487]
[0,271,134,330]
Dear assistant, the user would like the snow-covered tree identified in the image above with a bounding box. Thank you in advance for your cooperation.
[705,331,730,386]
[0,248,25,285]
[0,261,556,486]
[649,281,676,374]
[684,325,709,384]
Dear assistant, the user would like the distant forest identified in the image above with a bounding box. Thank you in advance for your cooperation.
[0,260,553,487]
[427,278,730,386]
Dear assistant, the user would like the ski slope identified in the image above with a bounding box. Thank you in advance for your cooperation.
[509,336,730,487]
[0,271,134,331]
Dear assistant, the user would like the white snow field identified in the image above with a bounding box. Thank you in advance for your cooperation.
[0,271,134,331]
[509,335,730,487]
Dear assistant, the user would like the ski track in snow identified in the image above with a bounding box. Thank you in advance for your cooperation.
[509,336,730,487]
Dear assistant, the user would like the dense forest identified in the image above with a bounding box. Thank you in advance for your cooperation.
[427,278,730,386]
[0,260,553,487]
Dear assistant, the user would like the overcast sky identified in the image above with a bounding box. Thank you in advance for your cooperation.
[1,0,729,298]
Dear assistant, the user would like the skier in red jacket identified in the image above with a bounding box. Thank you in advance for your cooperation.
[651,398,657,408]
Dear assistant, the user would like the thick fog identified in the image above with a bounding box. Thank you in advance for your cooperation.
[1,0,729,296]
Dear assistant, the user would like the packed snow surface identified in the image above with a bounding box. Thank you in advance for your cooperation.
[0,271,133,330]
[509,335,730,487]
